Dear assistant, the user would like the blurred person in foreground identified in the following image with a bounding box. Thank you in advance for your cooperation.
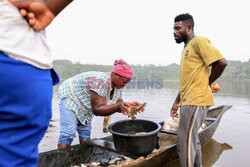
[57,59,140,149]
[170,13,227,167]
[0,0,68,166]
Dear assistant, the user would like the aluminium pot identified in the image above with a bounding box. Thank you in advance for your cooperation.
[108,119,161,157]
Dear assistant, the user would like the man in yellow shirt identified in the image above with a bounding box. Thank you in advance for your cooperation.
[170,13,227,167]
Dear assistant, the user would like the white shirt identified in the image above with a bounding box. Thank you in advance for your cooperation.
[0,0,53,69]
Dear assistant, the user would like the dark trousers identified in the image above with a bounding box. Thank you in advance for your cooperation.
[177,105,209,167]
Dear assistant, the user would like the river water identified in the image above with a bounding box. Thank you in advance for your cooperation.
[39,82,250,167]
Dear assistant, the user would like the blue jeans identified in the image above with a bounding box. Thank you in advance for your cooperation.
[58,99,91,145]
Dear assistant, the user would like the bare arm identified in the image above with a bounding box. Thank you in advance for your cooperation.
[209,58,227,85]
[44,0,73,16]
[91,91,129,116]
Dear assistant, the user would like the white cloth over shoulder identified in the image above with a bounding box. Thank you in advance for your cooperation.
[0,0,53,69]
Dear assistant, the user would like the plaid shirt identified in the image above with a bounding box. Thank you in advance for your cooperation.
[58,71,123,124]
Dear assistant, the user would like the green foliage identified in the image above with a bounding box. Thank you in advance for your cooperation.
[53,59,250,84]
[219,60,250,81]
[53,60,181,83]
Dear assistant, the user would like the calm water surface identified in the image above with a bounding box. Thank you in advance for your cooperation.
[39,83,250,167]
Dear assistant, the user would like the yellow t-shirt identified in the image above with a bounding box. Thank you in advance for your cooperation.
[179,36,224,107]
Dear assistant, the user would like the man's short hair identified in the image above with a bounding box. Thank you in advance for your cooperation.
[174,13,194,28]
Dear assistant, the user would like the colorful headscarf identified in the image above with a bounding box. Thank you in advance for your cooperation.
[112,59,133,79]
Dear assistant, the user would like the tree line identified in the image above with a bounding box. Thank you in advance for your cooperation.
[53,59,250,84]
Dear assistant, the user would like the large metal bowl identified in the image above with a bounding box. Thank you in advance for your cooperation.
[108,119,161,157]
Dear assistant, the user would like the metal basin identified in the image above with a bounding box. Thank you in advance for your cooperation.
[108,119,161,157]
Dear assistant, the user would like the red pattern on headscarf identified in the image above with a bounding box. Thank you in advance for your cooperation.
[112,59,133,79]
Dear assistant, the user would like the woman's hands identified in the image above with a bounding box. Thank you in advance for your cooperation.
[118,102,146,116]
[117,102,130,115]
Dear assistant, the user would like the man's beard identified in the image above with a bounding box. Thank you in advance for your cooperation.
[175,35,187,44]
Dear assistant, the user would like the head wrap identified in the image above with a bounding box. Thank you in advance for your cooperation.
[112,59,133,79]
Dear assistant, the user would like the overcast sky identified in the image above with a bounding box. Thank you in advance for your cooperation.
[46,0,250,66]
